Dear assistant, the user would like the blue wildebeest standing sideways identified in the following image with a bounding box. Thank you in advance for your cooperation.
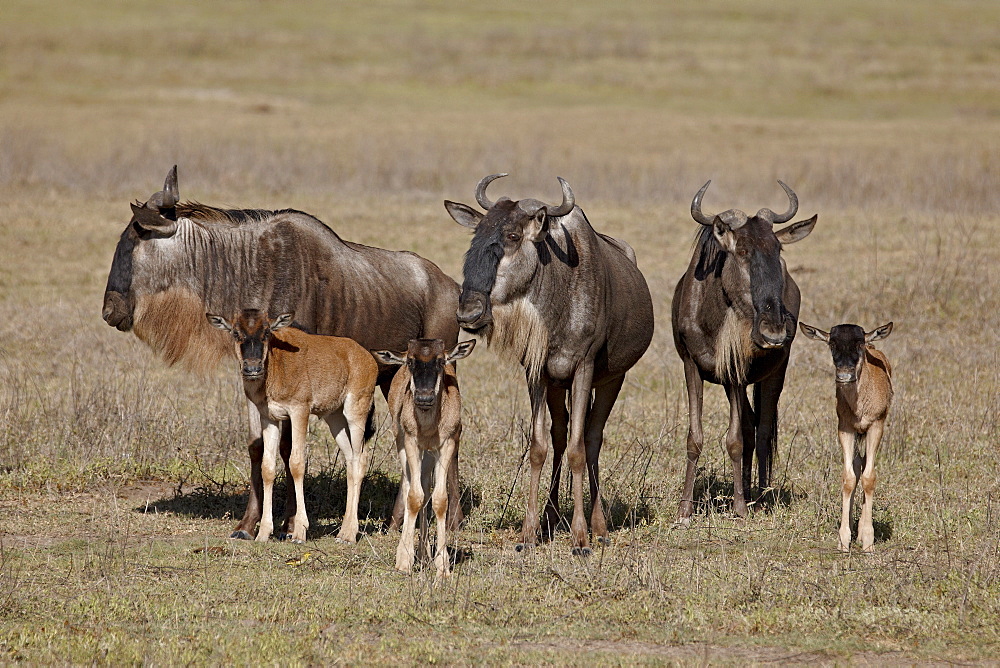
[672,180,817,523]
[800,321,893,552]
[445,174,654,555]
[101,166,462,540]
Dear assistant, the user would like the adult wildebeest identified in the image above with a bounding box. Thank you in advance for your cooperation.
[102,166,462,540]
[445,174,654,555]
[673,180,817,523]
[207,309,379,544]
[800,321,894,552]
[374,338,476,576]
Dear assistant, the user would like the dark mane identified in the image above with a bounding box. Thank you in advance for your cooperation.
[693,225,725,281]
[175,202,313,226]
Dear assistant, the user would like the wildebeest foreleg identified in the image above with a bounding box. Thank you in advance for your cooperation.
[278,426,296,538]
[739,388,755,505]
[232,399,265,540]
[517,379,550,551]
[585,375,625,545]
[567,360,595,555]
[754,362,786,498]
[543,386,568,538]
[433,438,458,576]
[724,384,749,518]
[285,410,310,543]
[677,357,704,524]
[858,420,883,552]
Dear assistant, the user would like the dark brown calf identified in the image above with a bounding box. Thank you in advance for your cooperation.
[375,339,476,576]
[800,321,893,552]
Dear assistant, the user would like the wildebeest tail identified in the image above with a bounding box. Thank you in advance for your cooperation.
[364,403,376,443]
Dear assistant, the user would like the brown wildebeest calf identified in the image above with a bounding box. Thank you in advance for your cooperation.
[800,321,894,552]
[374,339,476,576]
[207,309,378,544]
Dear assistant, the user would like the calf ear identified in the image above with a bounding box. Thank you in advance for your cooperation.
[373,350,406,366]
[269,313,294,331]
[865,322,893,343]
[775,214,818,245]
[446,339,477,362]
[799,322,829,342]
[206,314,233,333]
[444,201,484,229]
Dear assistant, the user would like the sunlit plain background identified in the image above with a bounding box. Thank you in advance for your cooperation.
[1,0,999,663]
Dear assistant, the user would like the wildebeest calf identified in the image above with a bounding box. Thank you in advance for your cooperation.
[375,338,475,575]
[207,309,378,544]
[800,321,893,552]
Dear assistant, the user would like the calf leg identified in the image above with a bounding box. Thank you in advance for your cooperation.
[838,428,858,552]
[286,410,310,544]
[395,435,424,574]
[256,416,281,542]
[324,411,361,543]
[859,421,883,552]
[434,437,458,577]
[585,375,626,545]
[518,378,550,551]
[724,384,749,518]
[543,386,568,538]
[677,357,704,524]
[232,400,264,540]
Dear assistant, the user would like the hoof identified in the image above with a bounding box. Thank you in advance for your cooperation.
[290,538,305,545]
[596,536,610,546]
[335,536,356,545]
[230,530,253,541]
[515,543,534,553]
[571,546,592,557]
[672,517,692,529]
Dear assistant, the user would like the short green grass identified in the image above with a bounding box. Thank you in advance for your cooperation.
[2,0,999,664]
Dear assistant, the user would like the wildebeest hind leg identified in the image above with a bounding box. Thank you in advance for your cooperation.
[754,363,786,499]
[585,375,625,545]
[567,360,595,555]
[677,357,704,524]
[543,386,568,539]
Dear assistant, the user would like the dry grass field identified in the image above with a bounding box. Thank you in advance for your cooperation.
[2,0,999,664]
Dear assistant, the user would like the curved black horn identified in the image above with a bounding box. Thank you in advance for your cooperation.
[545,177,575,217]
[475,173,508,211]
[690,180,714,226]
[770,180,798,224]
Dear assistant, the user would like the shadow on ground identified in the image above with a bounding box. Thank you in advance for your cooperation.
[689,466,806,518]
[134,468,483,538]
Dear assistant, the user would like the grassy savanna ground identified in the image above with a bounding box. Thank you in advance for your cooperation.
[2,0,1000,664]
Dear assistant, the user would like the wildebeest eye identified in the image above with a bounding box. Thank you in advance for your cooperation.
[506,232,521,243]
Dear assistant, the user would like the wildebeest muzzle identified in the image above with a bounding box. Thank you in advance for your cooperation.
[102,291,133,331]
[457,289,492,333]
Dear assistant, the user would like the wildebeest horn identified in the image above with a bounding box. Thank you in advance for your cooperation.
[768,180,798,224]
[475,173,508,211]
[690,180,715,226]
[146,165,179,211]
[545,177,575,218]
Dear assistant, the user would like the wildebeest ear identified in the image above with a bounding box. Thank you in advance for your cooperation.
[206,313,233,333]
[865,322,893,343]
[711,216,735,252]
[372,350,406,366]
[526,209,550,243]
[270,313,294,331]
[799,322,829,342]
[444,201,483,229]
[775,214,818,245]
[130,202,179,236]
[446,339,476,362]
